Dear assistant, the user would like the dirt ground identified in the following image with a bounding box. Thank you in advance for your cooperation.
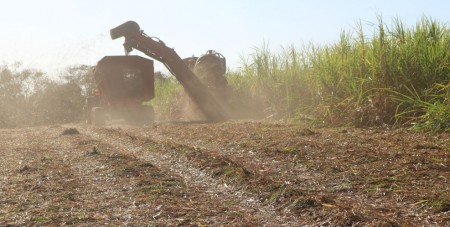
[0,122,448,226]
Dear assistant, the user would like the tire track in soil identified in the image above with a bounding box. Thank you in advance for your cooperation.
[139,124,449,220]
[83,123,450,226]
[61,127,260,226]
[3,124,446,226]
[0,126,256,226]
[83,125,299,226]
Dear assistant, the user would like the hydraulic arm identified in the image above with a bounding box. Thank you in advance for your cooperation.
[110,21,229,122]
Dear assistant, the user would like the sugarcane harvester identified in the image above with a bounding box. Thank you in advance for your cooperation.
[85,21,230,125]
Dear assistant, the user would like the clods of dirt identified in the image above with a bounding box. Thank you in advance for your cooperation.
[61,128,80,135]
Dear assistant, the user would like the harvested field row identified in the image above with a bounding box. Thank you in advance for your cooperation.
[0,123,449,226]
[88,122,449,226]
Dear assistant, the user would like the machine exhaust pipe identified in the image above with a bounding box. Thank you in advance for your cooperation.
[110,21,140,40]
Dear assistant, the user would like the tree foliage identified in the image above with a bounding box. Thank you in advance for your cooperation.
[0,63,95,128]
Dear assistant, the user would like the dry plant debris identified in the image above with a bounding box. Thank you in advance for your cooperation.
[0,122,448,226]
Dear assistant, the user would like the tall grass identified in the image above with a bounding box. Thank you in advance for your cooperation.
[227,44,313,120]
[151,16,449,131]
[227,16,450,130]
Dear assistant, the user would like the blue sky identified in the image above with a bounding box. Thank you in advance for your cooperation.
[1,0,449,74]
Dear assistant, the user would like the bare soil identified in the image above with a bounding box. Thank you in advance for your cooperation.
[0,122,448,226]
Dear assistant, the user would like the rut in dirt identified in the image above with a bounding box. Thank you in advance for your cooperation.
[84,125,300,226]
[1,123,448,226]
[0,126,272,226]
[82,122,449,226]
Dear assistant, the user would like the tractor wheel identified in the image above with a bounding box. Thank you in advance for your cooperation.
[91,107,106,126]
